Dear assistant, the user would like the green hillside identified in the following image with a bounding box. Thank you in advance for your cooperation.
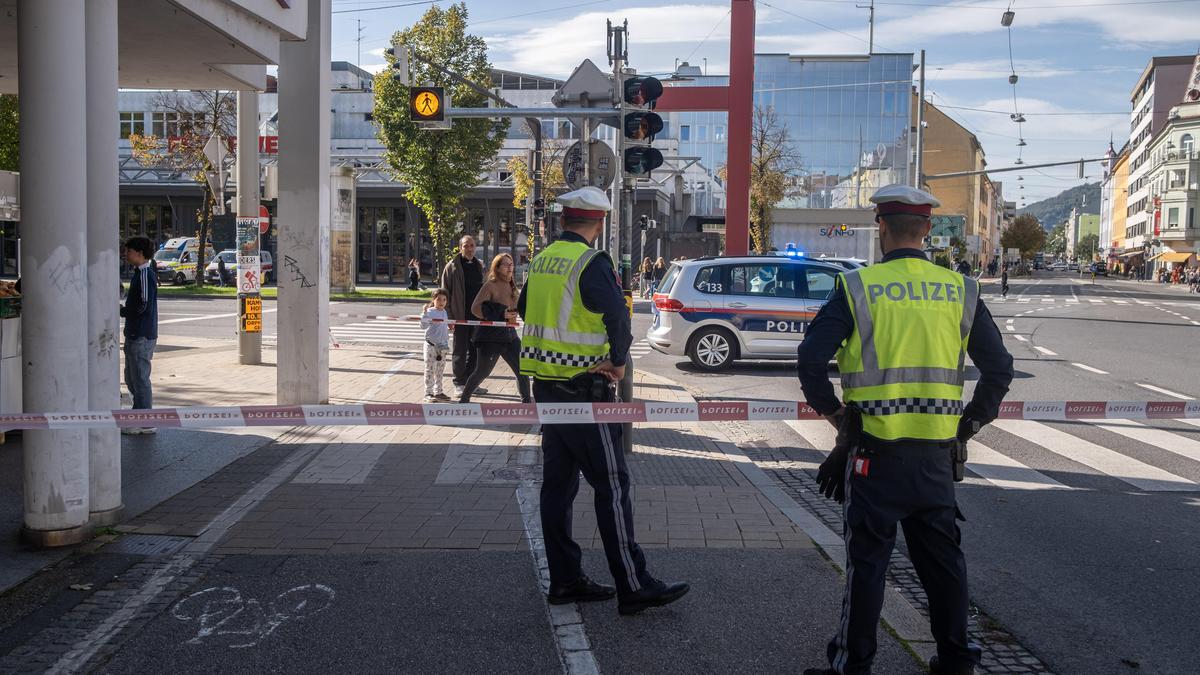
[1017,182,1101,231]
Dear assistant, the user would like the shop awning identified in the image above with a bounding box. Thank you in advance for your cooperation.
[1116,250,1144,258]
[1148,251,1194,263]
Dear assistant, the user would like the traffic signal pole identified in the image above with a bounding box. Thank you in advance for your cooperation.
[609,21,635,454]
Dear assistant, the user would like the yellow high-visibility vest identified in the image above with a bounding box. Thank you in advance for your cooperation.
[836,258,979,441]
[518,240,611,381]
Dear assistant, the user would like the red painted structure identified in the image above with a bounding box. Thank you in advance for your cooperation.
[655,0,754,256]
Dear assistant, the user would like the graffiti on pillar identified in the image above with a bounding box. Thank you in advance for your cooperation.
[283,255,315,288]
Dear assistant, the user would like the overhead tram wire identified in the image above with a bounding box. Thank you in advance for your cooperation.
[332,0,436,15]
[780,0,1199,9]
[759,0,900,53]
[682,8,733,66]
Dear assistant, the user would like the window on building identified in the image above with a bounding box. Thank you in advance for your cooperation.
[1167,207,1180,228]
[697,125,708,142]
[1169,169,1186,189]
[714,125,726,142]
[1182,134,1195,157]
[119,112,145,140]
[499,170,511,183]
[680,125,690,141]
[364,112,374,122]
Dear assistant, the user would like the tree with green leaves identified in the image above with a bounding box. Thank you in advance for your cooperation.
[1074,233,1099,262]
[129,90,237,286]
[375,3,508,267]
[1046,221,1067,258]
[1000,213,1047,260]
[0,95,17,173]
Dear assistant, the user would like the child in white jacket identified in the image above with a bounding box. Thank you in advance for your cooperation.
[421,289,452,402]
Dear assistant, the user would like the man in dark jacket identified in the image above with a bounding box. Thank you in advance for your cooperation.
[120,236,159,435]
[439,235,486,398]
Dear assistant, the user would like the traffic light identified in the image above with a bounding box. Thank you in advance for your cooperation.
[409,86,445,123]
[621,75,663,176]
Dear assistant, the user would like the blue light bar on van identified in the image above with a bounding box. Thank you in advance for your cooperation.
[783,243,805,258]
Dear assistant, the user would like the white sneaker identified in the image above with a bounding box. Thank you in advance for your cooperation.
[424,395,439,403]
[452,386,464,398]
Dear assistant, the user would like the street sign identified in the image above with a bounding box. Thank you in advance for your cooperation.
[259,205,270,234]
[409,87,445,122]
[241,296,262,333]
[564,140,617,190]
[930,235,950,249]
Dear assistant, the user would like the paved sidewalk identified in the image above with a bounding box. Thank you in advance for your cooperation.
[0,334,925,674]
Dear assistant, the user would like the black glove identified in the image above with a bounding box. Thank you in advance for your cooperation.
[956,417,982,443]
[816,445,849,503]
[815,406,861,503]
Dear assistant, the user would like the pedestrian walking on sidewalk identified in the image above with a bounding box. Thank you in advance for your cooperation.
[651,256,667,294]
[1001,265,1009,298]
[216,255,228,287]
[408,258,421,291]
[440,235,487,399]
[518,186,689,615]
[421,289,452,402]
[797,184,1014,675]
[120,236,160,435]
[639,257,653,298]
[458,253,531,403]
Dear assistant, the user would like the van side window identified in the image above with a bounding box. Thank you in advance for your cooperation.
[693,266,725,294]
[803,266,839,300]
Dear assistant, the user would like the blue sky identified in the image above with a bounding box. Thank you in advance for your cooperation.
[329,0,1200,204]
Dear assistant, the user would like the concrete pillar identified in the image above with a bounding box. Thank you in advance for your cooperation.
[237,90,262,365]
[19,0,92,546]
[86,0,122,527]
[276,0,331,404]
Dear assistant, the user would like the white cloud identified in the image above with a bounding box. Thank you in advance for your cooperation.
[486,4,732,76]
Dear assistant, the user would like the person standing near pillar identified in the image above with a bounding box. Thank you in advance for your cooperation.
[120,236,159,434]
[518,187,689,615]
[440,235,486,398]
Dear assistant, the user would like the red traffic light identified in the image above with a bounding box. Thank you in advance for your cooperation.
[623,76,663,107]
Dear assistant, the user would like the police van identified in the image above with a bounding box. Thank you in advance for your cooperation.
[646,254,845,371]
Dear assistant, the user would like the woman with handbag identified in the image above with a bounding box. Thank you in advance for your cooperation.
[458,253,532,403]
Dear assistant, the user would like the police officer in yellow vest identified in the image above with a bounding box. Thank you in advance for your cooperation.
[517,186,689,615]
[798,185,1014,675]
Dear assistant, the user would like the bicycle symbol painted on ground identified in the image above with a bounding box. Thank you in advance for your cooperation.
[172,584,335,648]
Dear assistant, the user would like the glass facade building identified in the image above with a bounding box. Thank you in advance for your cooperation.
[670,53,914,210]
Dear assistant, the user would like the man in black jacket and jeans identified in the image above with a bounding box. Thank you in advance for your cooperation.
[120,236,159,435]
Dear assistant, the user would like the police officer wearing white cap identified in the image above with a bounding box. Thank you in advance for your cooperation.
[517,186,689,615]
[797,184,1013,675]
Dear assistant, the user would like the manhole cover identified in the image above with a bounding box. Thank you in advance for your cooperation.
[104,534,192,557]
[491,466,540,481]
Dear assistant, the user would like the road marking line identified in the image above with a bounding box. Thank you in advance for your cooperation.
[994,420,1196,492]
[966,441,1072,491]
[159,308,278,325]
[1071,363,1109,375]
[1066,298,1079,303]
[1180,316,1191,321]
[1088,299,1103,303]
[1136,383,1194,400]
[1111,299,1128,304]
[1034,346,1057,356]
[1191,321,1200,326]
[1018,299,1031,303]
[1092,419,1200,464]
[1041,299,1055,303]
[1005,325,1015,331]
[1015,335,1028,342]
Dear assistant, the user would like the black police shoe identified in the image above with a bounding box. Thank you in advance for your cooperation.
[617,579,690,615]
[547,576,616,605]
[801,669,836,675]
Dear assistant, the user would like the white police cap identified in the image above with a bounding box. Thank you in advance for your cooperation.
[869,184,941,217]
[558,186,612,218]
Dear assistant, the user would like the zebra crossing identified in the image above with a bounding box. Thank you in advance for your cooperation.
[989,297,1200,307]
[782,418,1200,493]
[326,319,655,360]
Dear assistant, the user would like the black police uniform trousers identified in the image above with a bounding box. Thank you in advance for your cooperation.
[827,441,980,675]
[533,379,652,596]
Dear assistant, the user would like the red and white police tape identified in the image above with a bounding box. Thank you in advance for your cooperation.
[335,313,524,328]
[1,400,1197,431]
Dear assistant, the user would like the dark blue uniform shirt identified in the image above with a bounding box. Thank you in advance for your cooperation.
[518,231,633,367]
[796,248,1013,425]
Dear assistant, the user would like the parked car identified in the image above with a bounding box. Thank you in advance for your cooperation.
[1089,262,1108,276]
[153,237,215,285]
[1049,261,1068,272]
[204,249,274,286]
[646,254,844,371]
[815,255,869,271]
[1068,261,1080,271]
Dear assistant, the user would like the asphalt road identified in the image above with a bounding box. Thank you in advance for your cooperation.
[632,271,1200,675]
[151,273,1200,674]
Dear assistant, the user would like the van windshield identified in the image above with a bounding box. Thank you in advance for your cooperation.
[154,250,182,262]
